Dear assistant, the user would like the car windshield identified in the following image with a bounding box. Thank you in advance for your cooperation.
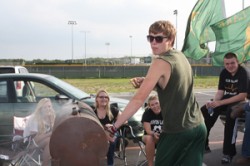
[47,75,90,100]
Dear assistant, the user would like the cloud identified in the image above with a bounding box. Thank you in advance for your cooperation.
[0,0,249,60]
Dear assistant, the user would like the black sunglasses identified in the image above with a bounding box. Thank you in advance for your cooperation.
[98,96,109,99]
[147,35,168,43]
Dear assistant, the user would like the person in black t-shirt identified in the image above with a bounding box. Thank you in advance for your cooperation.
[141,95,163,166]
[201,52,248,164]
[94,89,121,166]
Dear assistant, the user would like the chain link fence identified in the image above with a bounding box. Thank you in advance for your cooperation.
[25,65,225,78]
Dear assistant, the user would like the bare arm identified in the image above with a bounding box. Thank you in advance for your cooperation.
[114,59,170,129]
[217,93,247,106]
[209,89,247,108]
[143,122,154,135]
[116,111,127,124]
[214,90,224,101]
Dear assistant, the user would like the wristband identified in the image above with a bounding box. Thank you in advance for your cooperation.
[111,124,117,134]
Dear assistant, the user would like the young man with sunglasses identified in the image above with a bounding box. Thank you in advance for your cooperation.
[107,20,206,166]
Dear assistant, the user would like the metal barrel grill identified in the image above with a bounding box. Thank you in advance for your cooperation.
[49,100,109,166]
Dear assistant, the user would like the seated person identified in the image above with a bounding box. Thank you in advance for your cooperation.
[230,101,250,164]
[200,53,248,164]
[141,95,163,166]
[93,89,121,166]
[23,98,56,166]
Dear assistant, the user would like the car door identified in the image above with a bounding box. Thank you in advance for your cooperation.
[0,79,14,141]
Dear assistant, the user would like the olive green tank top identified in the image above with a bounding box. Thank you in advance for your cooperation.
[156,49,203,133]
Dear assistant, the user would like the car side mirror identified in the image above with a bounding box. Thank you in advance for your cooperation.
[55,94,69,100]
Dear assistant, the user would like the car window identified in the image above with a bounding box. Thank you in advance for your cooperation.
[16,81,59,103]
[14,80,25,97]
[16,81,36,103]
[32,82,59,99]
[0,68,15,74]
[0,80,8,103]
[18,68,28,73]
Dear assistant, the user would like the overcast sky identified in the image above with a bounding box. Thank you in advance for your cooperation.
[0,0,249,60]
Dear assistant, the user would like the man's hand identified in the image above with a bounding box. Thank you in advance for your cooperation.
[206,100,222,109]
[130,77,145,88]
[104,130,116,142]
[104,124,117,142]
[153,132,160,140]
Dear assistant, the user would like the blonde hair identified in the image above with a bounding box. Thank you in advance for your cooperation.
[33,98,55,135]
[95,89,113,121]
[147,95,159,107]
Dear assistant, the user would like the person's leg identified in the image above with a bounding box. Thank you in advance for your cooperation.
[242,111,250,157]
[107,141,116,166]
[236,111,250,164]
[142,135,155,166]
[181,123,207,166]
[200,105,221,149]
[155,123,206,166]
[33,132,52,148]
[42,139,50,166]
[222,104,238,163]
[33,134,51,166]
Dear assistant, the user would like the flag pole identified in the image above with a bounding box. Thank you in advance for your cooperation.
[173,10,178,49]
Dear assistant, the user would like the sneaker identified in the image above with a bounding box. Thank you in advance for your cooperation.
[204,146,211,153]
[221,155,232,164]
[236,156,250,164]
[230,102,246,119]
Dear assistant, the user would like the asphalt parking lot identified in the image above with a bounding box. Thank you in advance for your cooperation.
[0,89,247,166]
[111,89,248,166]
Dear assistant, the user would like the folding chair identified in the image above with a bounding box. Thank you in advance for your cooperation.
[12,116,31,151]
[12,116,42,166]
[114,126,129,166]
[122,124,148,166]
[0,116,42,166]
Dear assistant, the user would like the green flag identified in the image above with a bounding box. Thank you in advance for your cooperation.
[182,0,225,60]
[211,6,250,66]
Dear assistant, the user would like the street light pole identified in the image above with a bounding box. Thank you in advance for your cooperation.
[80,31,90,65]
[173,10,178,49]
[68,21,77,62]
[129,35,133,57]
[105,42,110,59]
[242,0,245,9]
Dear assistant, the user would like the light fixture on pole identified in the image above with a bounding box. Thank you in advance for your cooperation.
[80,31,90,65]
[129,35,133,57]
[105,42,110,59]
[68,21,77,61]
[173,10,178,49]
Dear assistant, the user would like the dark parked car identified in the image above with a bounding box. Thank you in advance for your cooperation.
[0,73,144,142]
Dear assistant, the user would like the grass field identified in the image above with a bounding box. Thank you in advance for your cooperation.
[63,76,218,94]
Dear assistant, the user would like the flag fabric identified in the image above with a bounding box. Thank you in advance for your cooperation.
[211,6,250,66]
[182,0,225,60]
